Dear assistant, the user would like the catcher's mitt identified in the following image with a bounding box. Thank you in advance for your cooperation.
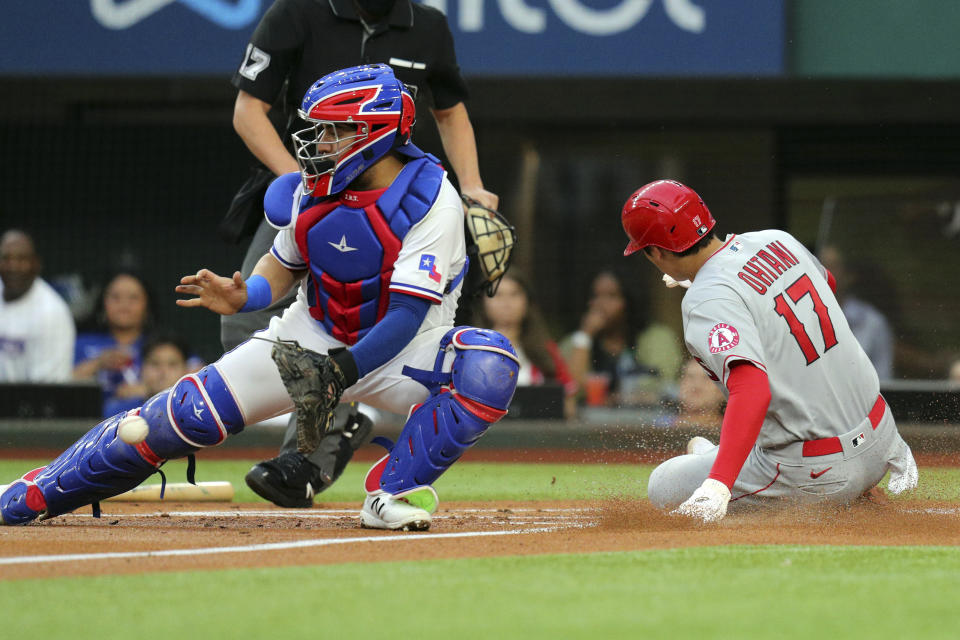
[269,338,346,454]
[462,195,517,297]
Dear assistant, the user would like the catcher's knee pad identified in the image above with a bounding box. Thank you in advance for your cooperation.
[366,327,520,496]
[447,328,520,411]
[12,366,244,521]
[141,366,244,460]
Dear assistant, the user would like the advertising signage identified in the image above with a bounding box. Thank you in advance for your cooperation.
[1,0,783,76]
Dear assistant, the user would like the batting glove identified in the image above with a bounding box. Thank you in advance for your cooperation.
[886,440,919,495]
[673,478,731,523]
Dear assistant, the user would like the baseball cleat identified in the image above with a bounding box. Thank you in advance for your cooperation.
[360,491,432,531]
[686,436,716,456]
[245,452,330,508]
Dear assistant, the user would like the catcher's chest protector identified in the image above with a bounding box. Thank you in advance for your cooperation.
[291,157,444,345]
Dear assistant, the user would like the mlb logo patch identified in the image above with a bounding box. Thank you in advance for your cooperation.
[851,432,866,447]
[729,241,742,253]
[419,254,442,283]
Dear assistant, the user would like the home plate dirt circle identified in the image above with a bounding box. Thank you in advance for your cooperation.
[2,498,959,581]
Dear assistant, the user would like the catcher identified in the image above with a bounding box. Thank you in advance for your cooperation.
[242,136,517,510]
[0,65,520,531]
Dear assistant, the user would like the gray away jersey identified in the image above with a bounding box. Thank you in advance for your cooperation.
[682,231,880,449]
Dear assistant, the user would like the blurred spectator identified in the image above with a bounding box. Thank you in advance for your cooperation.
[73,271,155,413]
[0,229,76,382]
[561,267,683,408]
[103,332,192,416]
[819,246,895,380]
[673,359,725,429]
[949,359,960,389]
[477,273,577,417]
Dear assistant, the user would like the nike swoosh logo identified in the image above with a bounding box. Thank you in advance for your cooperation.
[810,467,832,479]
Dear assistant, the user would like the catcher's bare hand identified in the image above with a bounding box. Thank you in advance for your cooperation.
[175,269,247,315]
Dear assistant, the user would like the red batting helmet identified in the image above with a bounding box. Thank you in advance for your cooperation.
[621,180,716,255]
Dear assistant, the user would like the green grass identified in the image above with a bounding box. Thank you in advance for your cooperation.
[3,459,959,638]
[3,458,959,502]
[3,546,960,639]
[0,458,650,502]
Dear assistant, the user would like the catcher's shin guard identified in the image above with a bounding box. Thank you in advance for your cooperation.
[364,327,519,506]
[0,366,244,525]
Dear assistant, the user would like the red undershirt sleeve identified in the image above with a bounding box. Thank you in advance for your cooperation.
[707,362,772,489]
[825,269,837,295]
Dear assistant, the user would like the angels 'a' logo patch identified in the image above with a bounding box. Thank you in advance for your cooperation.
[708,323,740,354]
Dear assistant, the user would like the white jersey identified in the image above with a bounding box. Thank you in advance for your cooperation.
[682,231,879,449]
[0,278,76,382]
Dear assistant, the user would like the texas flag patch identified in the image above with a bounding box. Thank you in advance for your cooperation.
[419,254,442,283]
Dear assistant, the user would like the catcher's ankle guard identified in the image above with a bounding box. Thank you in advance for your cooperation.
[364,458,439,514]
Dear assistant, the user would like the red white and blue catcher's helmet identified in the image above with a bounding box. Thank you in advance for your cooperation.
[292,64,416,197]
[621,180,716,255]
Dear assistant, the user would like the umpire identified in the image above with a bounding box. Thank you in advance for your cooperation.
[221,0,498,507]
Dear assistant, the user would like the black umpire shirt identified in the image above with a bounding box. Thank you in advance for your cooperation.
[231,0,470,148]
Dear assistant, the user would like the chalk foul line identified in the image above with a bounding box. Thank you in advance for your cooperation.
[0,527,559,566]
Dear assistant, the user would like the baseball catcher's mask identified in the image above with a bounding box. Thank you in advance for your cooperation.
[463,195,517,297]
[292,121,367,185]
[294,64,416,197]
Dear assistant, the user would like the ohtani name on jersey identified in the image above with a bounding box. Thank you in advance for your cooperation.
[736,241,800,295]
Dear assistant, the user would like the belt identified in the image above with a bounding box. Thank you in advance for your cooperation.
[801,395,886,457]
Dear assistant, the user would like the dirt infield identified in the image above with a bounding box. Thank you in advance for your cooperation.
[3,445,958,582]
[2,496,959,581]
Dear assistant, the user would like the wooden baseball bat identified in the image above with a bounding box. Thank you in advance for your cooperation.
[0,481,234,503]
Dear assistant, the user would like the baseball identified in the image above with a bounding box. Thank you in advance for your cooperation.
[117,415,150,445]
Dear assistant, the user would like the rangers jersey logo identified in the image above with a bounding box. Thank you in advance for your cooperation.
[708,323,740,354]
[419,254,442,283]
